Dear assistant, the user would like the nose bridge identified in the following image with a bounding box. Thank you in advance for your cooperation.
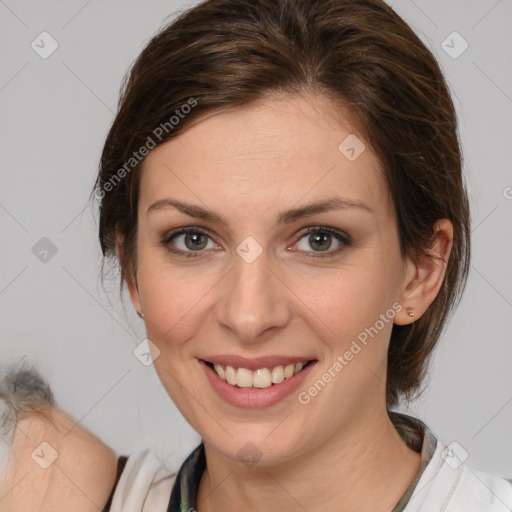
[215,239,290,341]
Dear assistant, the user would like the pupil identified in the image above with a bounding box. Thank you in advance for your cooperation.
[310,232,331,251]
[186,233,207,250]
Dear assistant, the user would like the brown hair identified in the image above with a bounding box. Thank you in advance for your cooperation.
[92,0,470,408]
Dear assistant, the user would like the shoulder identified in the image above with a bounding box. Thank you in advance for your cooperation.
[107,448,178,512]
[0,406,118,511]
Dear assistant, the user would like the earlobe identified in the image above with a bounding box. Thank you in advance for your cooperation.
[394,219,453,326]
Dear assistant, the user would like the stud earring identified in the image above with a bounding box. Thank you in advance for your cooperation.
[137,310,144,319]
[406,306,415,318]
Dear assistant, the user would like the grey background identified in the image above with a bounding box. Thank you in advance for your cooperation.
[1,0,511,476]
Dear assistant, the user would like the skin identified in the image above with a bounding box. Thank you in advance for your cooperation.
[0,406,117,511]
[126,92,453,512]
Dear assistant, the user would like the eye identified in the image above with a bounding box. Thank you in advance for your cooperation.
[161,225,351,259]
[161,227,218,257]
[291,226,351,258]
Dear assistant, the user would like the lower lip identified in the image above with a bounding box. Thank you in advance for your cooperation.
[199,359,317,408]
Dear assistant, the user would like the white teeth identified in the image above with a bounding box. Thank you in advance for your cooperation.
[271,365,284,384]
[211,361,310,389]
[225,365,237,385]
[253,368,272,388]
[284,363,295,379]
[236,368,253,388]
[213,363,225,380]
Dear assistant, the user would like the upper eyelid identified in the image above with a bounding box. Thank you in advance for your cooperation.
[163,225,350,251]
[294,226,350,242]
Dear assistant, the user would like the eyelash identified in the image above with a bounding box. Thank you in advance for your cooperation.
[160,226,351,259]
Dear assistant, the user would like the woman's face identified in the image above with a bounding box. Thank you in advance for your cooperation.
[129,93,414,465]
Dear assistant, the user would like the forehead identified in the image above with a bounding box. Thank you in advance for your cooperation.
[139,94,390,219]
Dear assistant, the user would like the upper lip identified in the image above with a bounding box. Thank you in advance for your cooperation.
[200,355,317,371]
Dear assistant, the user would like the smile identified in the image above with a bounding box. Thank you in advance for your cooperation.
[199,358,318,408]
[204,360,315,389]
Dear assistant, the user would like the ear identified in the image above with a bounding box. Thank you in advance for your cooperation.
[116,232,142,314]
[394,219,453,325]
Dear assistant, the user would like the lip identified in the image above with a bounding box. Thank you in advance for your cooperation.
[200,354,317,371]
[199,358,318,408]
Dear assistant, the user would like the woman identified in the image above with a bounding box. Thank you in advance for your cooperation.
[2,0,511,510]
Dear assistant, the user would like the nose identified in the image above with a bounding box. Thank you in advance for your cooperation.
[214,243,291,343]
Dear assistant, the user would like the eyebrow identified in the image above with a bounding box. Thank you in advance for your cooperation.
[146,196,373,225]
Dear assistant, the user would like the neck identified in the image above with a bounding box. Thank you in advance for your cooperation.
[196,407,421,512]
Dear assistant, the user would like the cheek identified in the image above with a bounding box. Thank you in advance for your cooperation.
[136,253,218,351]
[135,257,216,421]
[285,249,403,369]
[291,255,401,332]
